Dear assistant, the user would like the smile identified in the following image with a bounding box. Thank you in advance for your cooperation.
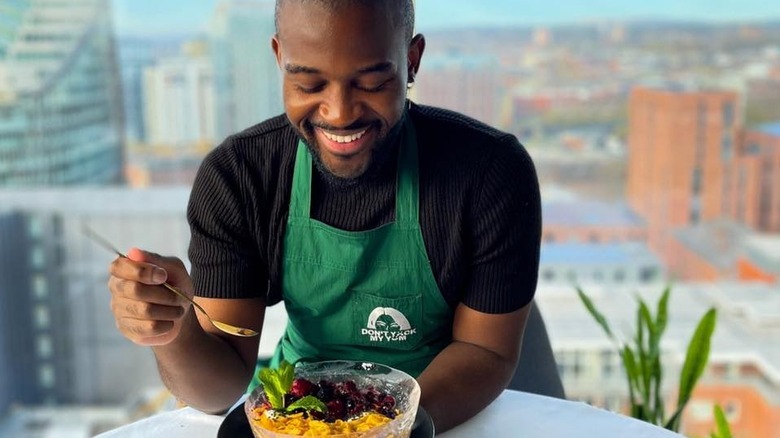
[321,128,368,144]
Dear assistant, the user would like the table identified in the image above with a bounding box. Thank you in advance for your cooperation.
[96,390,682,437]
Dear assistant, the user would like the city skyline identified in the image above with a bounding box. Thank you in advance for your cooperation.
[111,0,780,37]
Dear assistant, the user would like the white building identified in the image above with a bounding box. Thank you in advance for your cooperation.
[209,0,283,141]
[143,56,216,147]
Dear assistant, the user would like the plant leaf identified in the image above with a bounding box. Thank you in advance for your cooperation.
[287,395,327,413]
[635,300,652,413]
[577,287,615,341]
[655,285,671,338]
[622,346,645,419]
[713,404,733,438]
[677,309,717,406]
[667,308,718,431]
[259,360,296,409]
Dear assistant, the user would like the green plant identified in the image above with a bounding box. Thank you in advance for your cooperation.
[709,404,734,438]
[577,285,718,432]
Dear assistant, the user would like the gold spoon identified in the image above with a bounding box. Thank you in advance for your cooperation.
[83,226,259,338]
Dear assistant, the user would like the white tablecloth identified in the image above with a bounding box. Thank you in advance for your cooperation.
[96,390,682,437]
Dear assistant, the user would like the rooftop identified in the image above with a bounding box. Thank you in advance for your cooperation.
[540,242,659,265]
[672,220,749,269]
[757,122,780,138]
[542,200,645,227]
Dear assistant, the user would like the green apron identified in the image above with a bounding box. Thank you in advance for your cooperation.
[248,117,452,392]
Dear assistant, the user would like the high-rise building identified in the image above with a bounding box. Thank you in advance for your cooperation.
[0,0,124,186]
[0,187,191,408]
[209,0,282,142]
[143,53,215,148]
[726,124,780,233]
[626,87,739,253]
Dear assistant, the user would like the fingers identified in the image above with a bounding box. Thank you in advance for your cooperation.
[127,248,190,286]
[111,295,186,321]
[108,275,185,306]
[110,293,190,346]
[106,248,194,346]
[110,255,168,286]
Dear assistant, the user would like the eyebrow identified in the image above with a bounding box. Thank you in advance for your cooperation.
[284,61,394,75]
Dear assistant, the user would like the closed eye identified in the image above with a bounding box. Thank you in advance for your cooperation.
[356,79,393,93]
[295,83,325,94]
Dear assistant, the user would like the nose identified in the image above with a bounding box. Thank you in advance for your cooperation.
[319,84,361,128]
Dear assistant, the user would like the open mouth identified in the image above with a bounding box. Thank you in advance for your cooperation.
[316,126,374,157]
[321,128,368,144]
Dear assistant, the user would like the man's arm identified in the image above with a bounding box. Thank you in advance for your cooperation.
[416,302,531,433]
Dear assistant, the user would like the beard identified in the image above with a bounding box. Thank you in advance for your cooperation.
[296,115,405,190]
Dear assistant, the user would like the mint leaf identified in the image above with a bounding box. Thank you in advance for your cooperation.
[287,395,327,413]
[277,361,295,396]
[258,360,295,409]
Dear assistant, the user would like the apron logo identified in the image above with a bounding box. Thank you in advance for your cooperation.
[361,307,417,342]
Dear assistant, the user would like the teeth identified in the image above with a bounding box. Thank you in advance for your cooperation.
[323,129,367,143]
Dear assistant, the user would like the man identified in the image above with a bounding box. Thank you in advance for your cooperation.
[107,0,541,432]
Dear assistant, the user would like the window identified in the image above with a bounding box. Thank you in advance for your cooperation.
[34,305,50,329]
[30,246,46,269]
[721,133,733,161]
[722,101,734,128]
[723,400,741,422]
[32,275,48,298]
[691,168,702,195]
[39,364,55,389]
[639,267,658,282]
[601,350,615,378]
[28,216,44,238]
[37,335,53,358]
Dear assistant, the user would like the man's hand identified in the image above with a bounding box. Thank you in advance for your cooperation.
[107,247,266,414]
[108,248,194,346]
[417,302,531,433]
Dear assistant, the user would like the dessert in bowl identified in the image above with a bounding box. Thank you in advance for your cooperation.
[244,360,421,437]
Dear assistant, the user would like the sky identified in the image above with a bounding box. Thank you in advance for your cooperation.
[111,0,780,37]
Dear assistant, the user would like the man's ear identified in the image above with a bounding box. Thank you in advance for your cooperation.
[271,35,283,68]
[407,33,426,84]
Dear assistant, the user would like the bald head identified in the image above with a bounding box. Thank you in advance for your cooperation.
[275,0,415,43]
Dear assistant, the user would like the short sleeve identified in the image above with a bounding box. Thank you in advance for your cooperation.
[462,134,541,313]
[187,139,267,299]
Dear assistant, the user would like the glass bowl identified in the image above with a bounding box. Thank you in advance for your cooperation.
[244,360,421,438]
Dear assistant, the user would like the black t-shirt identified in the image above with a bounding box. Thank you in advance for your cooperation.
[187,103,541,314]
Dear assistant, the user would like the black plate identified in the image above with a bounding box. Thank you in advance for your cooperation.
[218,404,434,437]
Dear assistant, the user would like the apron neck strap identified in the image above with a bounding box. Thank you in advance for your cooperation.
[289,116,419,226]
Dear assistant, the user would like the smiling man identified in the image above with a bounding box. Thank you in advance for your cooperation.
[107,0,542,432]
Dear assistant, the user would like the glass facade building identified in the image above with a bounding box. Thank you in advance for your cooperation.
[0,0,124,186]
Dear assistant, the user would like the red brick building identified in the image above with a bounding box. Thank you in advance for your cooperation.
[727,126,780,233]
[626,87,780,282]
[626,87,739,256]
